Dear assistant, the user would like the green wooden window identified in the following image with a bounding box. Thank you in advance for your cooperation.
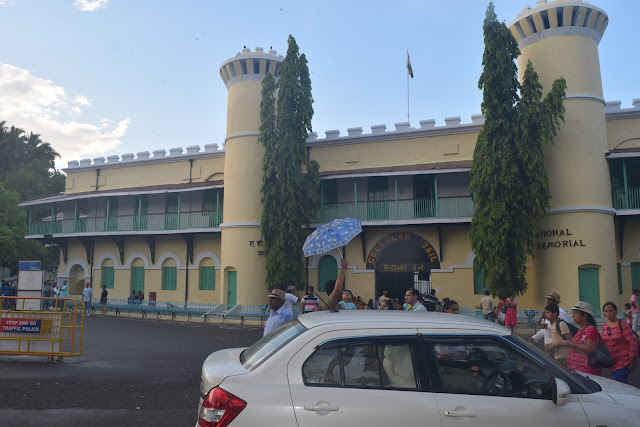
[631,263,640,292]
[617,263,623,295]
[317,256,338,293]
[473,265,489,295]
[106,198,118,231]
[102,267,114,289]
[322,181,338,205]
[163,267,177,290]
[367,177,388,220]
[165,193,180,229]
[200,267,216,290]
[203,189,223,211]
[131,267,145,294]
[578,267,600,311]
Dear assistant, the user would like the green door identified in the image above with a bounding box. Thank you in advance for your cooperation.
[578,267,600,312]
[165,193,180,229]
[413,175,435,218]
[367,177,388,220]
[227,271,237,306]
[317,255,338,293]
[131,267,145,294]
[631,263,640,293]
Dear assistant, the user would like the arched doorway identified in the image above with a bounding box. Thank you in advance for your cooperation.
[366,232,440,301]
[69,265,86,296]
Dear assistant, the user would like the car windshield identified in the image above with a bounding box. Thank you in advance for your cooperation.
[240,319,307,371]
[508,335,601,393]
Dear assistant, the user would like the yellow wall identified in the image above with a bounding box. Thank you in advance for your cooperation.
[310,132,476,173]
[606,118,640,150]
[65,157,225,193]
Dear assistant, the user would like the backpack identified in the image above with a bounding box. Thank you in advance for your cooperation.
[555,318,579,337]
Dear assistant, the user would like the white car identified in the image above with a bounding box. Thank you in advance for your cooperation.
[197,311,640,427]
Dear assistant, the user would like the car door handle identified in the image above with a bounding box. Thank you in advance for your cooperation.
[304,404,340,412]
[443,410,476,418]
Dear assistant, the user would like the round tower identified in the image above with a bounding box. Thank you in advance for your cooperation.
[509,1,616,308]
[219,47,283,305]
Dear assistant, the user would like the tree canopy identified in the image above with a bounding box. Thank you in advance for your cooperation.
[469,3,566,297]
[0,122,64,272]
[260,35,320,288]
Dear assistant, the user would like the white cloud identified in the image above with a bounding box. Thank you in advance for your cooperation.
[0,62,129,168]
[0,1,15,6]
[73,0,109,12]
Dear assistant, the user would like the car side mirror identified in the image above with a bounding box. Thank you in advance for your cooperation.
[554,378,571,406]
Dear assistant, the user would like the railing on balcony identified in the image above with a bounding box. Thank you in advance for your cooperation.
[27,211,223,236]
[612,187,640,210]
[313,196,474,223]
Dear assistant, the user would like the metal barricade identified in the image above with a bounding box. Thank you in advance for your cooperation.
[0,296,84,362]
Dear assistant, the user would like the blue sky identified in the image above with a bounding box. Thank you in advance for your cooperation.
[0,0,638,168]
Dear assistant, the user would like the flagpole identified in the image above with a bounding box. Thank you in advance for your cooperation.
[407,50,410,123]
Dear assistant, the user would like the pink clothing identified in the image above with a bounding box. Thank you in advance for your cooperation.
[567,325,602,376]
[602,321,638,372]
[631,294,639,314]
[504,298,517,326]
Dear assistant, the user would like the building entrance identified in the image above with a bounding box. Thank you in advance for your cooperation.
[367,232,440,302]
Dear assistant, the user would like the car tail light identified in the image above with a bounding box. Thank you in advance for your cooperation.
[198,387,247,427]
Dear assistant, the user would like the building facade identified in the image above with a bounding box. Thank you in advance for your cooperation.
[20,1,640,310]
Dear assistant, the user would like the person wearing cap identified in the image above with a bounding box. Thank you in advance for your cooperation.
[263,289,293,336]
[545,292,569,323]
[560,301,602,376]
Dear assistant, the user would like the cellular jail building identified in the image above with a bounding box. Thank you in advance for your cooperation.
[20,0,640,310]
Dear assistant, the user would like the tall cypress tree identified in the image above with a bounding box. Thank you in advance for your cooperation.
[260,35,320,288]
[469,3,566,297]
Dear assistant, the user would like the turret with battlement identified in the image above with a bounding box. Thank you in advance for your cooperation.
[508,0,617,308]
[219,47,284,305]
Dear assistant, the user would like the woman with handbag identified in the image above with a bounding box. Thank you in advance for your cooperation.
[560,301,602,376]
[602,301,638,383]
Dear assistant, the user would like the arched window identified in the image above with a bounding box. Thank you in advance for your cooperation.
[317,256,338,293]
[101,259,114,289]
[131,259,145,294]
[162,259,177,291]
[199,257,216,290]
[473,259,489,295]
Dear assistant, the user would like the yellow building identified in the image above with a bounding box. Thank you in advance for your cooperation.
[20,1,640,311]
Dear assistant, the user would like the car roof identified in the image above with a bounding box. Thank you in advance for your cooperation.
[296,310,510,335]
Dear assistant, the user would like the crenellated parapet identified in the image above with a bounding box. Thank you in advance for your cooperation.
[66,99,640,169]
[219,47,284,89]
[509,0,608,48]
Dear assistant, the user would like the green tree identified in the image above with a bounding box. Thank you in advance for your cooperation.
[469,3,566,297]
[260,35,320,288]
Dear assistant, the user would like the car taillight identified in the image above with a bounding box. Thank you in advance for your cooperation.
[198,387,247,427]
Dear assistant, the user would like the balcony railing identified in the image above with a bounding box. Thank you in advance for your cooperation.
[27,210,223,236]
[313,196,474,223]
[612,187,640,210]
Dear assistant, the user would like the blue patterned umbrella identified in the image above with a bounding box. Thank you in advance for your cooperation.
[303,217,362,257]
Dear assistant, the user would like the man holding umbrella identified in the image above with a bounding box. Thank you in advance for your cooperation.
[303,218,361,311]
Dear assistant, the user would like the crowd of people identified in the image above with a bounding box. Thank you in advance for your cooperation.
[263,258,639,385]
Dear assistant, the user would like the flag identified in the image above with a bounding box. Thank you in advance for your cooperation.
[406,51,413,78]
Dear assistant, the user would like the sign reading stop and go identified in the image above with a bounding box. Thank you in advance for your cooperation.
[1,318,41,333]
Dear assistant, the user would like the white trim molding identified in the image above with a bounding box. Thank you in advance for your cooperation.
[219,222,260,229]
[564,94,606,105]
[157,251,184,269]
[94,253,119,270]
[65,259,90,277]
[546,205,616,216]
[123,252,151,270]
[190,251,222,270]
[224,132,260,143]
[307,249,342,269]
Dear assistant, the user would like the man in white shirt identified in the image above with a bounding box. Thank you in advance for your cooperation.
[82,282,93,316]
[478,290,496,322]
[263,289,293,336]
[404,288,427,312]
[283,285,301,313]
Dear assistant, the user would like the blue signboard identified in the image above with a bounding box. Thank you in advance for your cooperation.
[18,261,41,271]
[1,319,41,334]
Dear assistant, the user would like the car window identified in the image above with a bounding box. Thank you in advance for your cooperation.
[241,319,306,371]
[431,340,552,399]
[302,340,417,390]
